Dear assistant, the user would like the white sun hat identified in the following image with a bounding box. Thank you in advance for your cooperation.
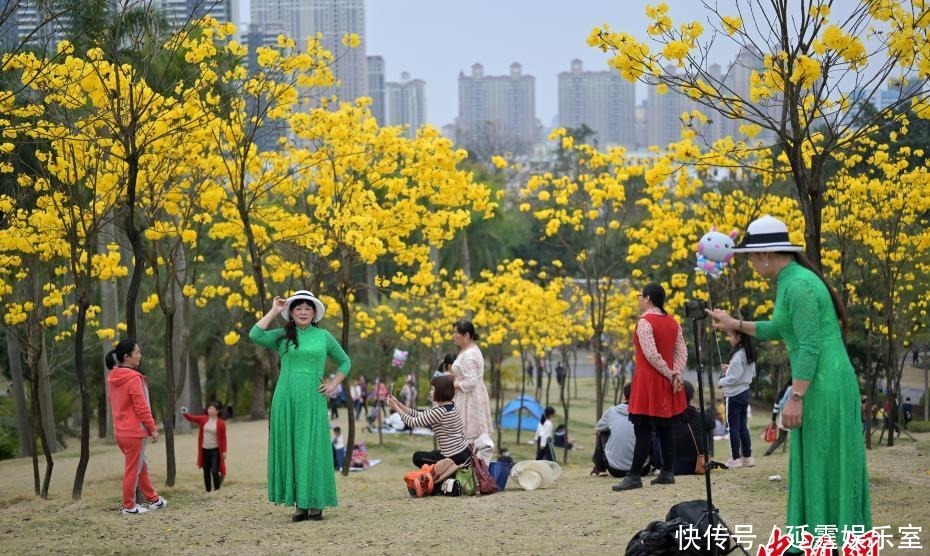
[510,460,562,491]
[282,290,326,323]
[732,215,804,253]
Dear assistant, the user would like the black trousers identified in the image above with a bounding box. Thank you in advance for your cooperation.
[202,447,222,491]
[412,447,471,468]
[630,423,675,474]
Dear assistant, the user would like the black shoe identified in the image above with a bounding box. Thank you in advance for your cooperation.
[292,509,310,522]
[612,474,642,491]
[650,471,675,485]
[307,509,323,521]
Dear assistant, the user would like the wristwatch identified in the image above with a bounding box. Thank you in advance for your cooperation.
[790,391,805,402]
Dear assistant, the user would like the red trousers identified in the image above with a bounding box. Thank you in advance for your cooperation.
[116,436,158,509]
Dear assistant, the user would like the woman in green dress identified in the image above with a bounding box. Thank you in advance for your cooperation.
[706,216,870,550]
[250,290,350,522]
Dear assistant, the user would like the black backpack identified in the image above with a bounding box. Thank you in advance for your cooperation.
[665,500,735,556]
[624,518,685,556]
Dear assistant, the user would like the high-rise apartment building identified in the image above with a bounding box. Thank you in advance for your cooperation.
[156,0,235,29]
[557,59,635,148]
[384,72,426,139]
[457,62,537,156]
[1,1,236,51]
[0,1,63,51]
[251,0,367,102]
[720,46,775,140]
[367,55,386,124]
[646,65,694,148]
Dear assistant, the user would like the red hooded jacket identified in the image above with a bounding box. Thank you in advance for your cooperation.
[107,366,157,438]
[182,412,228,476]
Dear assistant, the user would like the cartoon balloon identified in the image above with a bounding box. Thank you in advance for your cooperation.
[391,348,409,368]
[695,228,737,278]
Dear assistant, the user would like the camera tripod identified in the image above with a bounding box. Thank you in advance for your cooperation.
[685,303,750,556]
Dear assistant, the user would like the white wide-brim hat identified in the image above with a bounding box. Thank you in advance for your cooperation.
[732,215,804,253]
[282,290,326,323]
[510,460,562,491]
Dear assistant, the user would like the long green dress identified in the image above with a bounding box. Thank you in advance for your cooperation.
[249,324,350,509]
[754,261,871,545]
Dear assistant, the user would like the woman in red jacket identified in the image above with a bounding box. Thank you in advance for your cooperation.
[181,401,228,492]
[106,339,168,515]
[613,283,687,492]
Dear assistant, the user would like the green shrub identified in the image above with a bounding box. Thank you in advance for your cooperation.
[0,397,20,460]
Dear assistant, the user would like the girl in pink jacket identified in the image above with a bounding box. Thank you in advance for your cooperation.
[106,339,167,515]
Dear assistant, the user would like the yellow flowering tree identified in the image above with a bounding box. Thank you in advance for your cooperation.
[468,260,572,446]
[140,119,226,485]
[198,30,337,419]
[0,189,72,497]
[518,129,641,418]
[590,1,930,267]
[284,100,494,473]
[825,138,930,446]
[1,14,241,498]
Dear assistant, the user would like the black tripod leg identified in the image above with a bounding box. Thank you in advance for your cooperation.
[702,509,752,556]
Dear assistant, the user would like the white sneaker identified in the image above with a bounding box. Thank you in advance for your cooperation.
[121,504,150,515]
[147,496,168,510]
[742,457,756,468]
[725,458,742,469]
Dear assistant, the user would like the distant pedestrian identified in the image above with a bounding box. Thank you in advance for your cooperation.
[535,407,557,461]
[903,397,913,430]
[181,401,228,492]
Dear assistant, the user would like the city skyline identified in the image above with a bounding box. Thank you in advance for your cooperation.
[238,0,742,128]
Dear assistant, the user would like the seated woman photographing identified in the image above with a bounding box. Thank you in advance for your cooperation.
[387,375,471,467]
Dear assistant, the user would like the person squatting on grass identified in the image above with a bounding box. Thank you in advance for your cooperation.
[387,375,472,468]
[106,339,168,515]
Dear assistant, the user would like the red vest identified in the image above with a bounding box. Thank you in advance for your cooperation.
[629,313,687,418]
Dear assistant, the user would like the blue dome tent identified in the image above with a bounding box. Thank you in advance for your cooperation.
[499,395,544,431]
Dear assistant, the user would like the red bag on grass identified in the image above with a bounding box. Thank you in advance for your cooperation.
[472,452,498,495]
[763,423,777,443]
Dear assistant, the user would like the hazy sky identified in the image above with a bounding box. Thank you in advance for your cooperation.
[235,1,757,127]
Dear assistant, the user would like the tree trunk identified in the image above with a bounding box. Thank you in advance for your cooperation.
[29,364,53,499]
[163,308,177,486]
[593,329,605,420]
[99,222,120,441]
[6,333,33,457]
[26,264,58,451]
[865,329,874,450]
[123,155,144,339]
[493,348,503,450]
[459,229,472,280]
[249,351,267,420]
[517,352,527,444]
[924,367,930,421]
[71,291,91,500]
[237,199,269,420]
[365,262,378,305]
[36,339,58,451]
[339,292,356,477]
[189,352,204,414]
[174,253,192,435]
